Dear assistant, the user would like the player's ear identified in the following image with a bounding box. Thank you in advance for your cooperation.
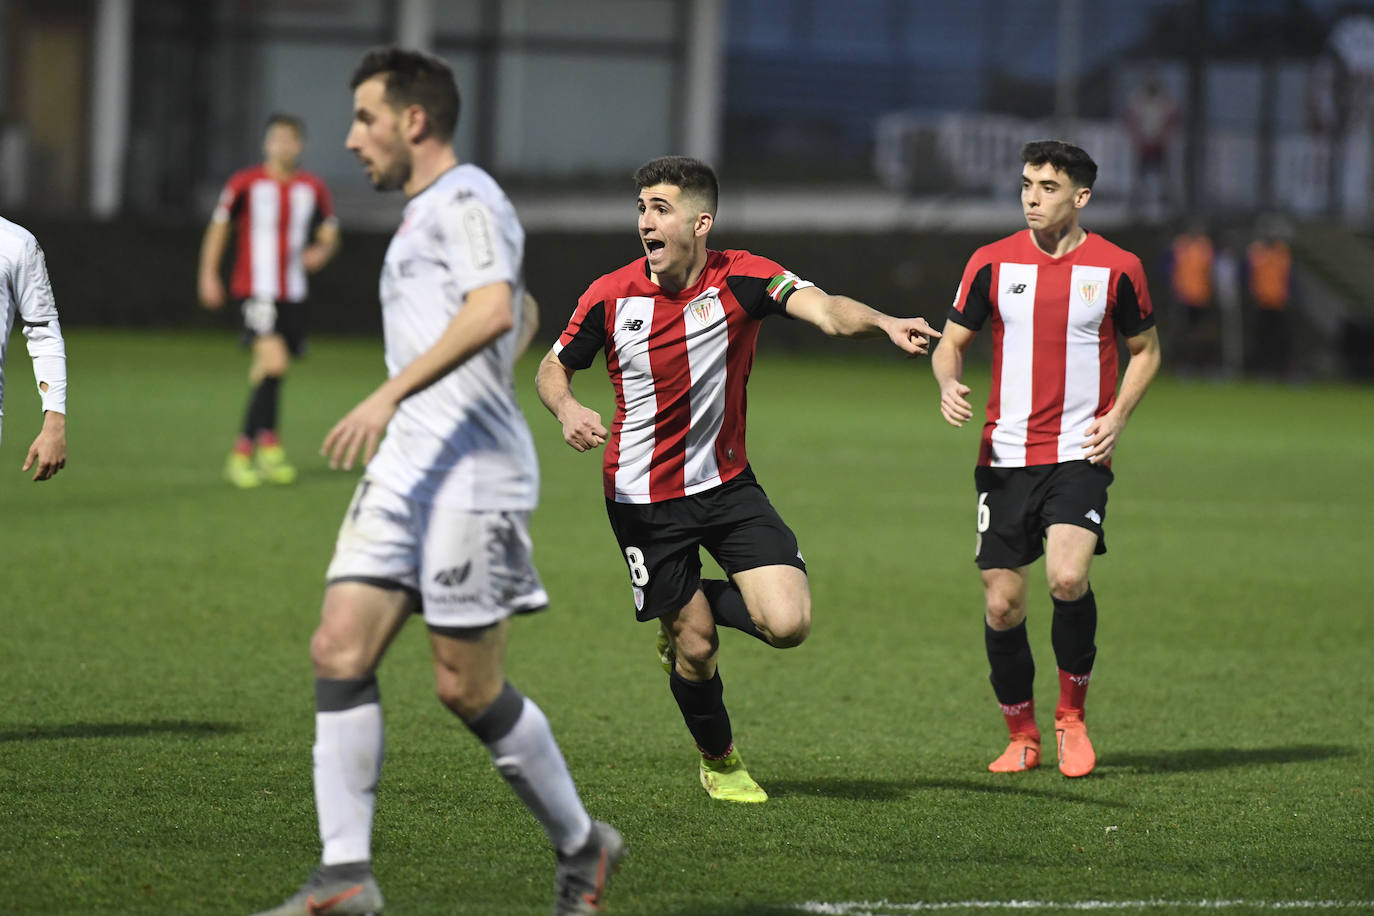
[402,104,428,143]
[694,211,712,238]
[1074,185,1092,209]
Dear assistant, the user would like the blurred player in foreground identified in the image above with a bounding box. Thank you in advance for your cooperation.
[932,140,1161,778]
[198,112,339,488]
[251,48,620,916]
[1,215,67,482]
[536,155,938,803]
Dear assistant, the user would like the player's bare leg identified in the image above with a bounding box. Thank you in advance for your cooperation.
[730,564,812,648]
[429,623,620,913]
[1045,524,1100,778]
[663,593,766,802]
[983,566,1042,772]
[252,582,411,916]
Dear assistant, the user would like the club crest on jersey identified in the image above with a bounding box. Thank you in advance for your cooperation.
[688,295,717,327]
[1079,280,1103,307]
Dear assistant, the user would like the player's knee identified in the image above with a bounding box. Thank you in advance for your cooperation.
[673,628,718,669]
[309,625,371,678]
[983,594,1025,630]
[434,671,497,721]
[1047,570,1089,602]
[762,601,811,648]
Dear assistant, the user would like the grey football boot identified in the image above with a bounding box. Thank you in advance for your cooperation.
[552,820,626,915]
[250,861,383,916]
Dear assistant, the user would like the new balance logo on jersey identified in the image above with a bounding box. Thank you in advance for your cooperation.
[1084,509,1102,524]
[433,562,473,587]
[1006,282,1028,294]
[620,318,644,331]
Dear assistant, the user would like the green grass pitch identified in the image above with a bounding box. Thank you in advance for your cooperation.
[1,330,1371,915]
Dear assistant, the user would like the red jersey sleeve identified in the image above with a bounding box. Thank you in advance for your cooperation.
[311,173,337,223]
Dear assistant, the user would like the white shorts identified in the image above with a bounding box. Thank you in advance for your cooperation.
[325,478,549,629]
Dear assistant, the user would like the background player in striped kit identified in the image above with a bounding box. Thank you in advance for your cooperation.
[932,140,1161,778]
[251,49,621,916]
[1,215,67,481]
[197,113,339,488]
[536,156,939,803]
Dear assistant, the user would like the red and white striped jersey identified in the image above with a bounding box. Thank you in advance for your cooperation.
[212,165,336,303]
[555,249,812,504]
[948,230,1155,468]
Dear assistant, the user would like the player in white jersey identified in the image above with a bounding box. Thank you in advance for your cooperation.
[250,49,621,916]
[0,216,67,481]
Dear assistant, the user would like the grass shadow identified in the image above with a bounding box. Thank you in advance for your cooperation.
[0,719,243,742]
[908,777,1131,808]
[764,777,913,801]
[1100,744,1359,774]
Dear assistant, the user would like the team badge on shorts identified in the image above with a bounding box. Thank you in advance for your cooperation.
[633,587,645,612]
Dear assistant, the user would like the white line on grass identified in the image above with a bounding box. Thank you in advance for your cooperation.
[794,902,1374,914]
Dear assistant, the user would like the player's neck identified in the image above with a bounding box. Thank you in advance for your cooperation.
[264,161,297,180]
[404,145,460,199]
[1030,222,1087,258]
[651,248,708,295]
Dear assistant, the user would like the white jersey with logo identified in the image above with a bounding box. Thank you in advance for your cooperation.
[364,163,538,510]
[0,216,67,432]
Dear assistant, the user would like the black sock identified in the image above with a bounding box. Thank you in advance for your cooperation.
[242,376,282,440]
[985,621,1035,706]
[1051,588,1097,675]
[669,668,733,758]
[701,578,767,644]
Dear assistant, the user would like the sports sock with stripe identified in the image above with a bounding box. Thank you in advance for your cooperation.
[1051,589,1097,717]
[466,681,592,856]
[985,621,1039,738]
[313,676,383,866]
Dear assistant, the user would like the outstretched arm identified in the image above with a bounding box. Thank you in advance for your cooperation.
[1083,326,1161,465]
[783,286,939,356]
[535,349,606,452]
[931,320,978,427]
[322,281,516,469]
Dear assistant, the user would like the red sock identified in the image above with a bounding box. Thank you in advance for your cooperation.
[256,429,280,448]
[1056,669,1092,720]
[998,699,1039,740]
[233,436,254,457]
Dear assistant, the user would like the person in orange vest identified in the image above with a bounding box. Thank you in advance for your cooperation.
[1168,220,1215,374]
[1246,231,1293,378]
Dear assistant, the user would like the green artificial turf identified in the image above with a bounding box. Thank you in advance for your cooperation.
[0,330,1370,915]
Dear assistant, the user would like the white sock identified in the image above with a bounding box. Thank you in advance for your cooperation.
[488,699,592,856]
[314,702,384,865]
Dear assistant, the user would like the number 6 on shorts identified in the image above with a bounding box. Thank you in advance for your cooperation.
[624,546,649,586]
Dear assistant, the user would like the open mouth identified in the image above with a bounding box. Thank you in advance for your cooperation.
[644,239,665,255]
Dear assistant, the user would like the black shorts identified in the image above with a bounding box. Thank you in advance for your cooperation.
[604,466,806,622]
[973,461,1113,570]
[239,297,308,356]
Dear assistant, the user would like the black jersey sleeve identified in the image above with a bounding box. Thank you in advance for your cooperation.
[946,262,994,331]
[1113,271,1156,337]
[555,299,607,370]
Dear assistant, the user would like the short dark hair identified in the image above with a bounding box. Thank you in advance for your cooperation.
[265,112,304,137]
[633,156,719,216]
[350,47,460,142]
[1020,139,1098,189]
